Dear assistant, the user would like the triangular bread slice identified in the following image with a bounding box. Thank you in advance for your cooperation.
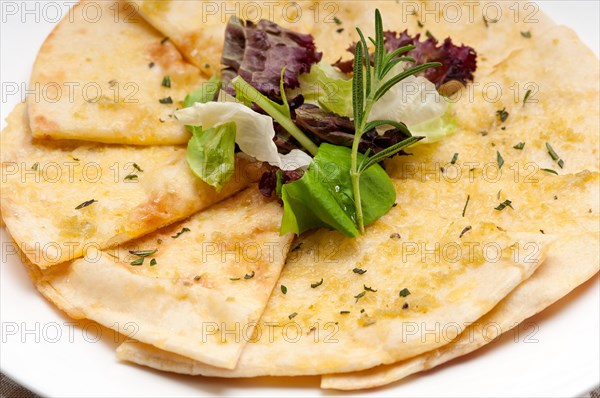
[23,188,293,369]
[28,0,205,145]
[1,103,259,268]
[320,231,599,389]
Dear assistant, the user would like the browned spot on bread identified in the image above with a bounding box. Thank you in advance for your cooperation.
[129,190,189,231]
[32,114,60,134]
[149,41,191,73]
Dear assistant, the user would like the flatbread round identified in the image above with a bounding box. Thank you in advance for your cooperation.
[28,0,205,145]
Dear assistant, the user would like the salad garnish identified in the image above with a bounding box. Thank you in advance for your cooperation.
[177,9,478,237]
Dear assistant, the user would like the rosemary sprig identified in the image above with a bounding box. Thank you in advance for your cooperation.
[350,9,441,233]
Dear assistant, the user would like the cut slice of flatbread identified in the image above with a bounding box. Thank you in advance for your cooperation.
[321,231,599,389]
[132,0,554,74]
[320,170,600,389]
[1,103,258,268]
[312,1,554,70]
[23,188,294,369]
[387,24,599,181]
[28,0,205,145]
[128,0,318,73]
[115,174,550,376]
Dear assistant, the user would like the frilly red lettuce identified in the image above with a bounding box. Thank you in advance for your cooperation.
[334,30,477,88]
[221,17,322,100]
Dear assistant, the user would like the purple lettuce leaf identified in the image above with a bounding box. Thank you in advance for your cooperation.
[261,105,413,197]
[221,17,322,100]
[334,30,477,87]
[259,168,303,198]
[294,105,411,154]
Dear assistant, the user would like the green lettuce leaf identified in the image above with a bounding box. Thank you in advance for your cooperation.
[298,62,353,118]
[409,107,456,143]
[183,76,221,108]
[280,143,396,237]
[183,76,221,136]
[186,122,236,192]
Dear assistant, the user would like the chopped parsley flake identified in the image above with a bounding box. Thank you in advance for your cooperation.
[513,142,525,150]
[310,278,324,288]
[161,76,171,88]
[496,107,509,122]
[521,31,532,38]
[541,168,558,175]
[171,227,190,238]
[75,199,97,210]
[150,258,157,266]
[340,310,350,314]
[281,285,287,294]
[363,285,377,292]
[288,312,298,320]
[128,249,157,257]
[353,268,367,275]
[354,291,366,303]
[31,162,39,171]
[497,151,504,169]
[333,16,342,25]
[159,96,173,104]
[495,199,513,211]
[483,16,498,27]
[462,194,470,217]
[160,36,169,44]
[523,89,532,105]
[451,153,459,164]
[399,288,411,297]
[130,258,144,266]
[459,225,472,238]
[124,174,138,181]
[244,271,255,279]
[132,163,144,172]
[545,142,560,161]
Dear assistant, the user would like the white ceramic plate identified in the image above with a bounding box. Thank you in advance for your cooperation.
[1,2,599,397]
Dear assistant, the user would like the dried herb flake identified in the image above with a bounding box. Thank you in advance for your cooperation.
[496,107,509,123]
[310,278,324,288]
[171,227,190,238]
[495,199,513,211]
[75,199,97,210]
